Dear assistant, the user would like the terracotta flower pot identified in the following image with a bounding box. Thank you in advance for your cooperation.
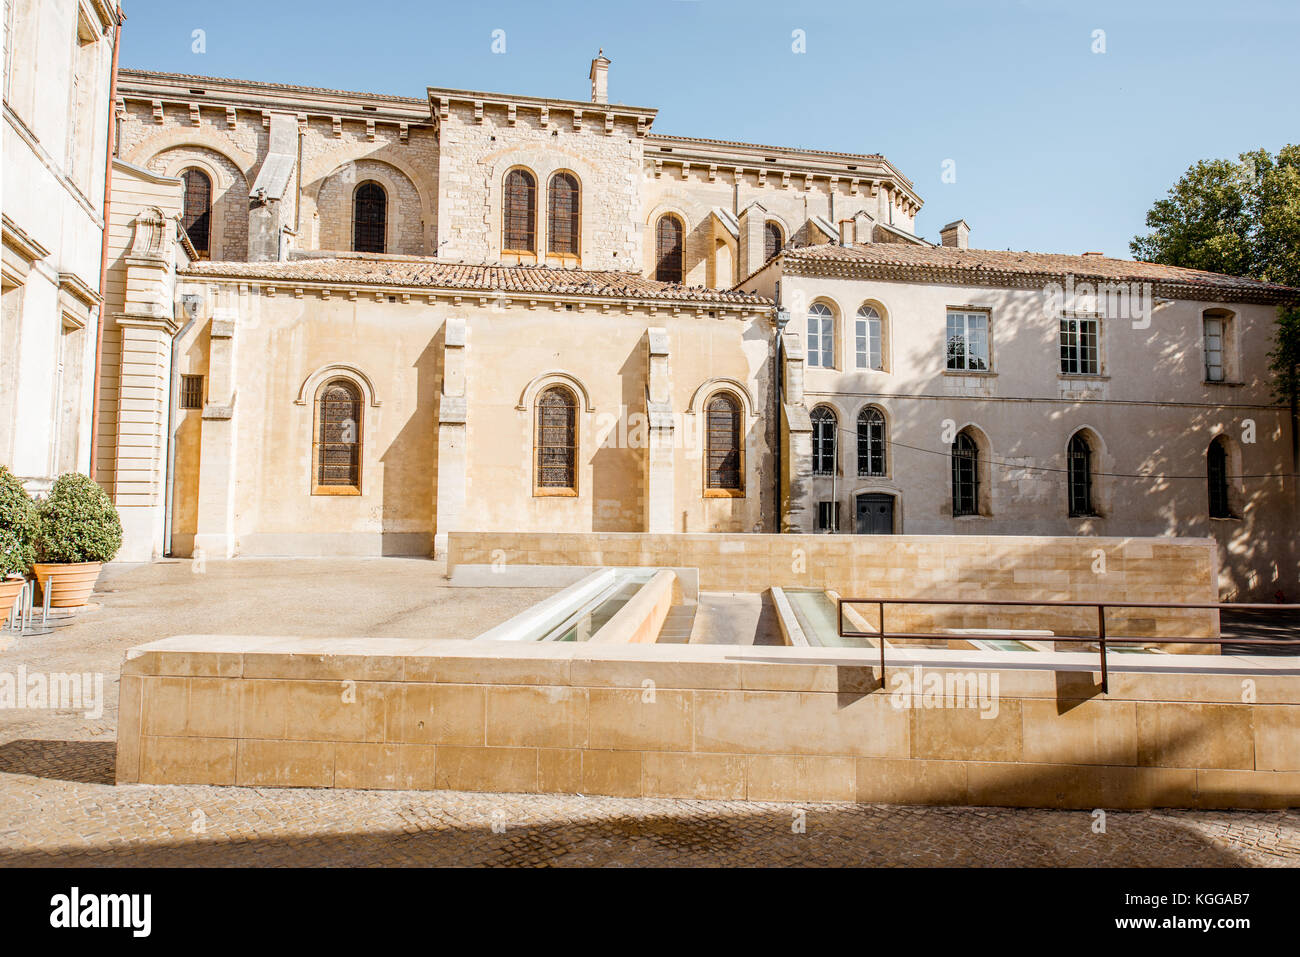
[32,562,103,608]
[0,577,25,621]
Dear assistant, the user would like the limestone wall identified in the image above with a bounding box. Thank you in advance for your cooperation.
[117,635,1300,808]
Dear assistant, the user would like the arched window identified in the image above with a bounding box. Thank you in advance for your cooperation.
[1208,437,1232,518]
[857,407,886,477]
[705,393,743,491]
[811,406,837,476]
[353,182,387,253]
[547,172,580,258]
[536,386,577,491]
[951,431,980,516]
[807,302,834,368]
[655,214,684,283]
[314,379,362,491]
[855,305,885,371]
[503,169,538,253]
[180,168,212,259]
[1067,432,1094,516]
[764,221,783,261]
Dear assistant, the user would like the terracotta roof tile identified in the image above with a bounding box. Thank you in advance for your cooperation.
[182,255,773,307]
[781,243,1300,303]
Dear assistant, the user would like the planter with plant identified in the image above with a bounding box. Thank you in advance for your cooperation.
[0,466,36,620]
[32,472,122,608]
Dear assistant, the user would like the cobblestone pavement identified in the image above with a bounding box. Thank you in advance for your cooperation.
[0,559,1297,867]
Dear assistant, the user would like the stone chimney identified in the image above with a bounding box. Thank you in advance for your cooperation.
[940,219,970,249]
[589,50,610,104]
[838,220,854,246]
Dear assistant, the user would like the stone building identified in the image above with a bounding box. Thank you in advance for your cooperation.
[2,0,120,492]
[81,53,1297,599]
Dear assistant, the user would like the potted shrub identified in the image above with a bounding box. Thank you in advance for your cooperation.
[0,466,36,619]
[32,472,122,608]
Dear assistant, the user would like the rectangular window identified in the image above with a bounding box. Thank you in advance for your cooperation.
[855,316,882,370]
[180,375,204,410]
[807,314,834,368]
[817,501,839,532]
[946,311,989,371]
[1204,316,1224,382]
[1059,317,1100,375]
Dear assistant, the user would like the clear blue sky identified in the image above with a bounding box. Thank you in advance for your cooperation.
[119,0,1300,258]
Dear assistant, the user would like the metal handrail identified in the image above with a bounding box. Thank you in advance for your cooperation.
[835,597,1300,694]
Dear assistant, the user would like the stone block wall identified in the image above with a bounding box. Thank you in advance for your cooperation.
[116,635,1300,808]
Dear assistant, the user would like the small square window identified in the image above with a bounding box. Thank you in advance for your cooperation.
[817,501,840,532]
[180,375,204,410]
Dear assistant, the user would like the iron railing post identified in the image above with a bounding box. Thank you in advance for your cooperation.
[1097,603,1108,694]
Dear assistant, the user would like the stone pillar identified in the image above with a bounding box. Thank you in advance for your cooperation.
[780,330,814,533]
[192,296,240,559]
[433,315,467,559]
[589,51,610,104]
[736,202,768,281]
[645,327,674,533]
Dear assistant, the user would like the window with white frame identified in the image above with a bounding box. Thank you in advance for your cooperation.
[946,310,989,371]
[1203,312,1231,382]
[807,302,834,369]
[855,305,884,371]
[1059,316,1100,375]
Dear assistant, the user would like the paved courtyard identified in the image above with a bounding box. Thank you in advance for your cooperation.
[0,558,1297,867]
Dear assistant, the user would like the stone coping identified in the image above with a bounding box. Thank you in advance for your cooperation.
[121,635,1300,703]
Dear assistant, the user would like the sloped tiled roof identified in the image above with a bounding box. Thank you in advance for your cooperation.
[779,243,1300,304]
[182,255,774,306]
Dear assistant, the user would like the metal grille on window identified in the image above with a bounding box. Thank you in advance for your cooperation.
[181,169,211,259]
[764,222,783,261]
[1060,317,1099,375]
[857,407,886,477]
[547,173,580,257]
[856,305,883,370]
[951,431,979,516]
[353,182,386,254]
[504,169,537,253]
[811,406,837,476]
[705,394,742,490]
[316,382,362,488]
[536,387,576,489]
[1208,439,1231,518]
[817,501,840,532]
[180,375,204,410]
[655,215,684,283]
[1067,433,1093,516]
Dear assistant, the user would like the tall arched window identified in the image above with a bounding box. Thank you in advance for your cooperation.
[764,221,783,261]
[1208,437,1232,518]
[180,168,212,259]
[811,406,837,476]
[547,172,580,258]
[314,379,363,492]
[807,302,834,368]
[705,393,743,491]
[857,407,886,477]
[503,169,538,253]
[951,431,980,516]
[536,386,577,492]
[353,182,387,253]
[855,304,885,371]
[1067,432,1094,516]
[655,214,684,283]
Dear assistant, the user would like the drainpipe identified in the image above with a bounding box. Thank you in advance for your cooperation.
[772,283,788,534]
[88,6,123,481]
